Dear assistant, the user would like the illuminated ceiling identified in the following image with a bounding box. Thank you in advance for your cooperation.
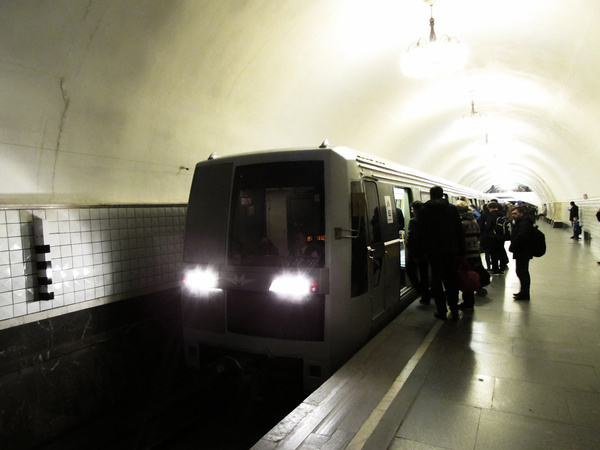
[0,0,598,204]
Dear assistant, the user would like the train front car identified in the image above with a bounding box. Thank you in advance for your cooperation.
[181,148,369,391]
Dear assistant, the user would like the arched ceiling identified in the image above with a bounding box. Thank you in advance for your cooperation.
[0,0,598,205]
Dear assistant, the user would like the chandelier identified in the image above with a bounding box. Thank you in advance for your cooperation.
[460,97,487,130]
[401,0,468,78]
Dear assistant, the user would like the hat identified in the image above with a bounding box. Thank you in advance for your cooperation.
[456,200,470,211]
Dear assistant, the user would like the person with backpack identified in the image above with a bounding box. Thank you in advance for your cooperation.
[509,206,535,300]
[482,202,510,275]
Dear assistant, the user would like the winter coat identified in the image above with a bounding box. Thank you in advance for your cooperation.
[509,216,534,260]
[460,211,481,259]
[416,198,465,258]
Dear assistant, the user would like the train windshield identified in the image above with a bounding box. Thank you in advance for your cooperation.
[229,160,325,268]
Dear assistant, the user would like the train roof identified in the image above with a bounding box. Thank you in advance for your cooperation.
[199,142,487,199]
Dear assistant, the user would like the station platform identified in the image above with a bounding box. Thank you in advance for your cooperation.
[253,222,600,449]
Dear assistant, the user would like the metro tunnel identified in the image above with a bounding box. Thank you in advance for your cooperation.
[1,1,600,448]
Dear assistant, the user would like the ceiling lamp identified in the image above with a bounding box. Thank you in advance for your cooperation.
[401,0,468,78]
[461,98,487,130]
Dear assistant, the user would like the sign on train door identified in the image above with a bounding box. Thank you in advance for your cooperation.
[364,181,385,319]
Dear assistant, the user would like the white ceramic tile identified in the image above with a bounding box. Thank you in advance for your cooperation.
[12,276,25,290]
[13,302,27,317]
[62,281,73,293]
[7,224,21,238]
[57,209,69,221]
[0,305,13,320]
[68,209,80,221]
[0,291,12,306]
[9,250,23,264]
[83,254,94,266]
[59,234,71,245]
[12,289,27,304]
[0,265,10,279]
[0,278,12,293]
[6,210,20,224]
[11,263,24,277]
[45,209,58,221]
[58,221,70,233]
[63,292,75,305]
[0,225,7,239]
[79,209,90,220]
[27,302,41,314]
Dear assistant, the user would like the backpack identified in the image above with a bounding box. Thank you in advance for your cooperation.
[492,216,510,241]
[530,226,546,257]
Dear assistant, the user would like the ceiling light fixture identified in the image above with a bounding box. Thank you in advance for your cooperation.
[461,95,487,130]
[401,0,468,78]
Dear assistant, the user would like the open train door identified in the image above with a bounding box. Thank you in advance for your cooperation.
[364,180,386,320]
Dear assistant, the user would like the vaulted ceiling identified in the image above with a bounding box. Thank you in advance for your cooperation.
[1,0,598,205]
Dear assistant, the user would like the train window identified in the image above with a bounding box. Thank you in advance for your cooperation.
[228,161,325,267]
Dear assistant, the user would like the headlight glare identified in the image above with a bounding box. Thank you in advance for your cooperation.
[183,268,219,292]
[269,274,312,299]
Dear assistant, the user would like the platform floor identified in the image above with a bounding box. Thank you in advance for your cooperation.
[253,222,600,450]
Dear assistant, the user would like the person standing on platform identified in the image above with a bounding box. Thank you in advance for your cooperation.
[456,200,482,311]
[569,201,579,238]
[405,201,430,305]
[482,202,509,275]
[509,206,534,300]
[416,186,465,320]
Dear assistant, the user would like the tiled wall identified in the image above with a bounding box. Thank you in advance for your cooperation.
[0,205,186,330]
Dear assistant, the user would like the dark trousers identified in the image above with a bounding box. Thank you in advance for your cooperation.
[489,240,509,271]
[515,258,531,294]
[429,254,459,314]
[406,254,430,300]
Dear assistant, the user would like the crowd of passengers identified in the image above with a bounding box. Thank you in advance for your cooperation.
[405,186,538,320]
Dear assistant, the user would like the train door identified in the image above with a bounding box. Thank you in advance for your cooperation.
[364,181,385,319]
[393,186,412,290]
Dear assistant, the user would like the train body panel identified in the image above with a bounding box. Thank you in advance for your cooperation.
[182,145,486,391]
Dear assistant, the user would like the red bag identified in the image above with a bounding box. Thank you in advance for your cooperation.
[457,259,481,292]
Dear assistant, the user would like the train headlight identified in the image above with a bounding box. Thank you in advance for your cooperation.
[183,268,219,293]
[269,274,313,299]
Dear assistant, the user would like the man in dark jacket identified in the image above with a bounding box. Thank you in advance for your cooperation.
[569,201,579,238]
[509,206,534,300]
[416,186,465,319]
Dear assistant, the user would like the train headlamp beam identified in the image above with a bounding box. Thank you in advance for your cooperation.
[183,268,219,292]
[269,274,313,299]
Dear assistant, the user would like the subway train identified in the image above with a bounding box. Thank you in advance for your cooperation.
[181,142,487,391]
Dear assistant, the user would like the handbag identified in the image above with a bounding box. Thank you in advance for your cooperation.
[457,258,481,292]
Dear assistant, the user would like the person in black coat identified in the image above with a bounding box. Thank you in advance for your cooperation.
[416,186,465,319]
[509,206,534,300]
[569,201,579,238]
